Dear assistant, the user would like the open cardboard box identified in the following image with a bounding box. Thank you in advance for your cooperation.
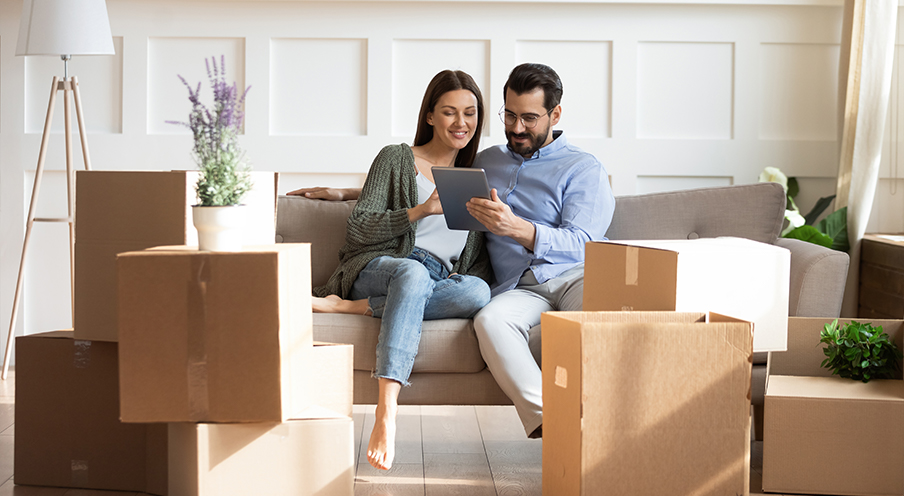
[583,237,790,352]
[542,311,753,496]
[117,244,325,423]
[15,331,167,495]
[763,318,904,496]
[75,170,279,342]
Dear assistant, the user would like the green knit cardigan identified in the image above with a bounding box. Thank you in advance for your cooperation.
[314,144,492,298]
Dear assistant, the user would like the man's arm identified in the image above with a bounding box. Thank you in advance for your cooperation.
[286,187,361,201]
[530,162,614,263]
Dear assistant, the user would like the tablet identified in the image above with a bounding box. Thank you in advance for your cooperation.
[431,166,491,232]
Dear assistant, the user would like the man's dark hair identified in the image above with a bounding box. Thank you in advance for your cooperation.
[503,63,563,111]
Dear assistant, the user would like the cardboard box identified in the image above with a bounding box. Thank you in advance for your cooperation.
[583,237,790,352]
[763,317,904,496]
[117,244,318,423]
[542,311,753,496]
[764,376,904,496]
[14,331,167,495]
[75,170,279,342]
[168,418,354,496]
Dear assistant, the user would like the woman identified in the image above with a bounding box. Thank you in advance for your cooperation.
[295,70,491,471]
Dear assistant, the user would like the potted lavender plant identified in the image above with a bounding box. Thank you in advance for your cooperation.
[168,56,252,251]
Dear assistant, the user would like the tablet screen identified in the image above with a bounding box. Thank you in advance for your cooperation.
[431,167,491,232]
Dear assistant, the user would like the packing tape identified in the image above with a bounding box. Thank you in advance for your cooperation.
[72,340,91,369]
[625,246,639,286]
[70,459,89,487]
[186,256,211,421]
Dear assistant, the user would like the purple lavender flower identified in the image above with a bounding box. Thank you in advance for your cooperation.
[168,56,253,206]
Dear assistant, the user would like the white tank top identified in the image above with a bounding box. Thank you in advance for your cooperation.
[414,170,469,271]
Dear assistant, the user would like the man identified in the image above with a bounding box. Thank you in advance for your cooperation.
[290,63,615,438]
[464,63,614,438]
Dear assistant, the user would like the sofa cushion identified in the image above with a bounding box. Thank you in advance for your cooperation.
[276,196,356,287]
[311,314,487,374]
[606,182,785,244]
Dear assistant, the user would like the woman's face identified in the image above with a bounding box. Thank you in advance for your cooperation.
[426,89,479,152]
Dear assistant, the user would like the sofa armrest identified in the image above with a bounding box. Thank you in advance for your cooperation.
[775,238,850,318]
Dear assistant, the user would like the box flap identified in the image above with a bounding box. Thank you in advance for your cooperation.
[767,375,904,401]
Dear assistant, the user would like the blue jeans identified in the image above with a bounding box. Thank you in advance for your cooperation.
[349,247,491,386]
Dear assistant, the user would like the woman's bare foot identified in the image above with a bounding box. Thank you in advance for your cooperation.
[312,294,371,315]
[367,403,398,470]
[312,295,343,313]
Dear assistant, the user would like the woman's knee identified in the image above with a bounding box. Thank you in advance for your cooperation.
[389,259,432,293]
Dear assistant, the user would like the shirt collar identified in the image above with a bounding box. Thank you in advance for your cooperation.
[507,130,566,161]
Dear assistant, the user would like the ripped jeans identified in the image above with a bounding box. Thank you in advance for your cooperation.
[349,247,491,386]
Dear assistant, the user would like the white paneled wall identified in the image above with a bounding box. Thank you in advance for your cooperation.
[2,0,903,361]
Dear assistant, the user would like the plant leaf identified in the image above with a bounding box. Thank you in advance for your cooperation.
[803,195,836,225]
[787,177,800,200]
[783,225,833,248]
[816,207,850,252]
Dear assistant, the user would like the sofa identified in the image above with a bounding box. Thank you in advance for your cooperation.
[275,181,850,437]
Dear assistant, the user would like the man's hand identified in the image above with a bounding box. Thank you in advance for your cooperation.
[286,187,360,201]
[467,189,536,251]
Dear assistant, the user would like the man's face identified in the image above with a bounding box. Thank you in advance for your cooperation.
[503,88,561,158]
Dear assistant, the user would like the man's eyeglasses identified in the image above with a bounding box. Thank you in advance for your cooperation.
[498,106,553,129]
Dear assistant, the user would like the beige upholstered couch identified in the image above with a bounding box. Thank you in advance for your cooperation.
[275,182,850,435]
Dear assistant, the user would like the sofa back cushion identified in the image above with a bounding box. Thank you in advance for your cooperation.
[275,196,356,288]
[605,182,785,244]
[276,182,786,288]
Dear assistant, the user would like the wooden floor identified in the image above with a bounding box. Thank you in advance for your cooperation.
[0,369,803,496]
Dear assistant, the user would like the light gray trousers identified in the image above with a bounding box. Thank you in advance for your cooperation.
[473,264,585,436]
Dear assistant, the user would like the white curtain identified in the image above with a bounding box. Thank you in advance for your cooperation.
[836,0,898,317]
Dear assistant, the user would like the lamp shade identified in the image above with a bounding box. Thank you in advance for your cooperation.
[16,0,115,56]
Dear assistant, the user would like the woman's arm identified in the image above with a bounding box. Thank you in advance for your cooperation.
[344,146,417,247]
[286,186,361,201]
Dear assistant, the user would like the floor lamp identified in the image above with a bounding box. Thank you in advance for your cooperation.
[2,0,115,379]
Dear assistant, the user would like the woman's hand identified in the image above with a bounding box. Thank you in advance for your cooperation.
[407,189,443,222]
[286,187,360,201]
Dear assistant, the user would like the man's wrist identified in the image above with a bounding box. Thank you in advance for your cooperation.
[515,218,536,252]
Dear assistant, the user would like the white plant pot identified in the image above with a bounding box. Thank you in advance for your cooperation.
[192,205,247,251]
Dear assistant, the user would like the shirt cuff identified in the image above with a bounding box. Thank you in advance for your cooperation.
[532,222,550,259]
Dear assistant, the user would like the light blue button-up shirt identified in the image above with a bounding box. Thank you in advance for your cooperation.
[474,131,615,296]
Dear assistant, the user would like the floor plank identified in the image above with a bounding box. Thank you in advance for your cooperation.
[474,406,527,442]
[0,406,14,437]
[484,441,541,496]
[355,463,425,496]
[0,437,12,486]
[420,407,483,455]
[423,453,495,496]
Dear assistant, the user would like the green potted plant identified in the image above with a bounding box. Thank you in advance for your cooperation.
[758,167,848,252]
[168,56,252,251]
[819,319,903,382]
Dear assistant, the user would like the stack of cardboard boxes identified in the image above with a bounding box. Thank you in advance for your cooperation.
[542,238,791,496]
[15,171,355,496]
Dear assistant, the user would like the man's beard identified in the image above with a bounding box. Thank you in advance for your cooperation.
[506,126,549,158]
